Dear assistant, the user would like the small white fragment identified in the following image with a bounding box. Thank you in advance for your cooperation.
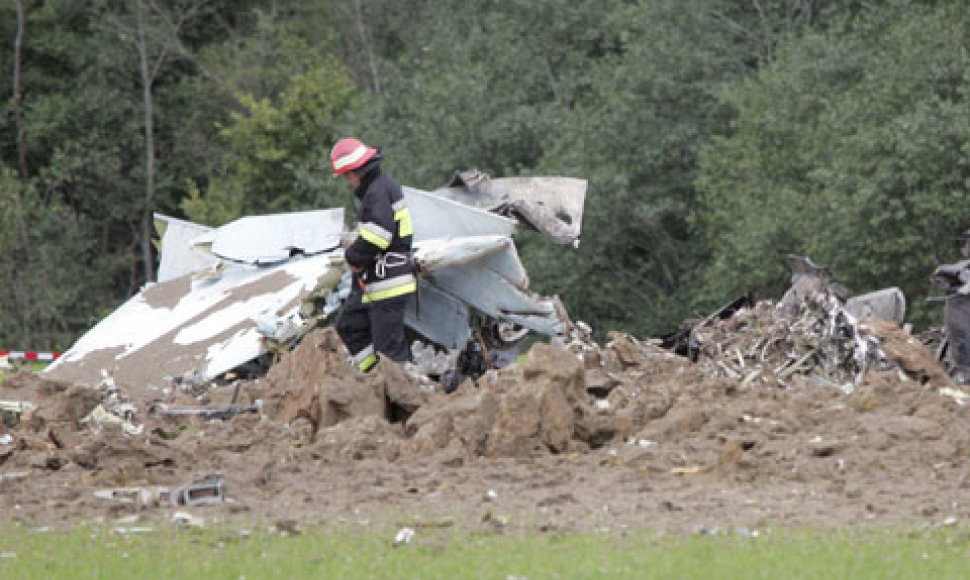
[939,387,969,406]
[393,527,415,546]
[112,527,154,535]
[171,511,205,528]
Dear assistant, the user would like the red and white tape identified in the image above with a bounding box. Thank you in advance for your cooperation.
[0,350,61,361]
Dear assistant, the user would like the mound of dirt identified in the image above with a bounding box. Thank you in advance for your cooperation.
[3,305,969,533]
[258,328,429,436]
[403,342,588,458]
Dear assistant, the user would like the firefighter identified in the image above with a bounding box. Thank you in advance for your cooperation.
[330,137,415,372]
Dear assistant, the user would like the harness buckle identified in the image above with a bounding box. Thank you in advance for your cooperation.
[375,251,411,279]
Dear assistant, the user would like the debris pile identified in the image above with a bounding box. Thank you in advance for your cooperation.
[690,292,949,394]
[43,173,588,393]
[2,286,969,531]
[674,255,948,394]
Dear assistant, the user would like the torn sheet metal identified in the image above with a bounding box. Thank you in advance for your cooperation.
[47,177,581,386]
[404,282,471,348]
[154,214,218,283]
[433,171,586,246]
[415,236,528,288]
[405,186,515,240]
[932,259,970,295]
[777,255,906,324]
[421,260,557,332]
[44,253,345,388]
[404,187,561,347]
[191,209,344,264]
[845,287,906,323]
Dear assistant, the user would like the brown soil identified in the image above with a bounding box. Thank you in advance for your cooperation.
[2,319,969,535]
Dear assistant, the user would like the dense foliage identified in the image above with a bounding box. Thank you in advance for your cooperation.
[0,0,966,349]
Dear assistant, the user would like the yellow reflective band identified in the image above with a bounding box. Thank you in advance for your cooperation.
[359,228,391,250]
[357,353,377,372]
[362,281,417,303]
[394,208,413,238]
[352,344,374,365]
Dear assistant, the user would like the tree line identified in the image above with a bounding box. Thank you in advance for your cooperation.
[1,0,968,350]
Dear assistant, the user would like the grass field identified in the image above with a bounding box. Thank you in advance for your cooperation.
[0,361,48,383]
[1,523,967,580]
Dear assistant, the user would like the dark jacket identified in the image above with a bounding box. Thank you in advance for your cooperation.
[345,166,415,302]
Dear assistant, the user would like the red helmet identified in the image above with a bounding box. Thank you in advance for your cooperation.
[330,137,379,175]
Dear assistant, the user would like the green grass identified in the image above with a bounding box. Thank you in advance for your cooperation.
[0,361,48,384]
[1,523,967,579]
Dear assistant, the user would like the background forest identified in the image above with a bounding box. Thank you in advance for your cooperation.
[1,0,968,351]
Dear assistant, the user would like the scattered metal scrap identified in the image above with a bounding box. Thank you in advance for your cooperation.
[44,174,587,395]
[661,294,753,362]
[0,400,36,428]
[693,290,890,393]
[94,472,225,508]
[151,383,262,420]
[436,170,586,247]
[688,255,919,393]
[169,472,225,506]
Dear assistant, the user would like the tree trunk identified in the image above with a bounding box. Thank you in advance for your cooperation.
[14,0,28,181]
[136,0,156,283]
[353,0,381,95]
[11,0,32,345]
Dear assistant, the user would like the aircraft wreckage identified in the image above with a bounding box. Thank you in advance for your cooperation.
[44,173,587,390]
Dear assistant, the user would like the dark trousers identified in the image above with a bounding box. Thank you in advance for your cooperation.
[336,290,412,369]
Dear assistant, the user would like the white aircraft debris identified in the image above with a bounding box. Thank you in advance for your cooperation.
[45,174,587,390]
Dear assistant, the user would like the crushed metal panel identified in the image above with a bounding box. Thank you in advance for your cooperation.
[408,236,545,347]
[415,236,528,288]
[154,214,218,283]
[424,262,558,332]
[191,209,344,264]
[403,186,515,241]
[404,282,472,349]
[932,259,970,295]
[434,172,587,246]
[776,254,843,319]
[414,236,510,269]
[402,184,564,344]
[845,287,906,323]
[51,174,583,386]
[44,253,343,388]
